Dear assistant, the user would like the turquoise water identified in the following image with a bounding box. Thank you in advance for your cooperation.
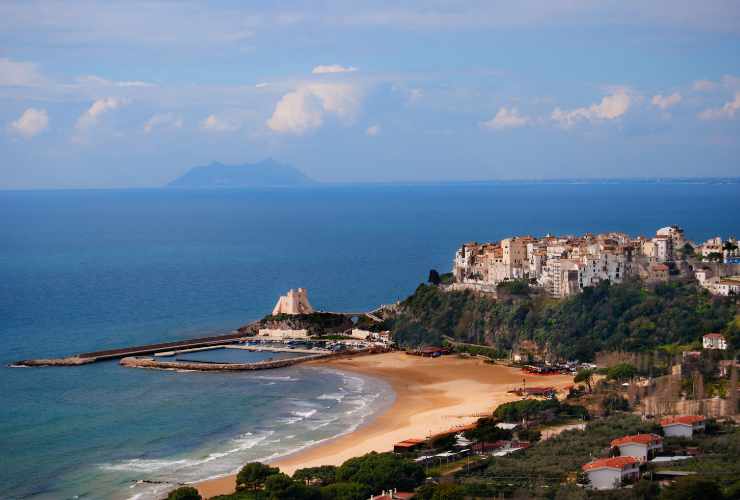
[1,183,739,499]
[174,348,307,364]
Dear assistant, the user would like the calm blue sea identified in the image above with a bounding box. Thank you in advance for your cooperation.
[1,183,739,499]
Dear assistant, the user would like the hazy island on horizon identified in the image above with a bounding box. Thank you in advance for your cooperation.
[167,158,315,189]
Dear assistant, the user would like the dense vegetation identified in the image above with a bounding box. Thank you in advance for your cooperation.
[493,399,588,424]
[390,279,738,360]
[257,312,354,336]
[210,452,424,500]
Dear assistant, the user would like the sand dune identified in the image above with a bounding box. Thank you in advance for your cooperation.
[196,352,573,498]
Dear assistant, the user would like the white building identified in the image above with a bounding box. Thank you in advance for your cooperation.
[660,415,706,438]
[582,456,641,490]
[702,333,728,350]
[257,328,309,340]
[652,236,673,262]
[610,434,663,463]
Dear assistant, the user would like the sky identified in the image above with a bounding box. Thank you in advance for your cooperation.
[1,1,740,188]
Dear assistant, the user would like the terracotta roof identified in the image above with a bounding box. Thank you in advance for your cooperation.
[582,456,639,471]
[653,264,669,271]
[610,433,662,447]
[703,333,725,339]
[660,415,706,426]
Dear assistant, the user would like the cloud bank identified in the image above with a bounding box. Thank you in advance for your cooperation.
[9,108,49,138]
[551,91,631,127]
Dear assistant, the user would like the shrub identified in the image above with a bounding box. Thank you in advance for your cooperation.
[236,462,280,491]
[166,486,202,500]
[336,452,424,493]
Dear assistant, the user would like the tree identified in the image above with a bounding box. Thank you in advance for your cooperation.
[681,242,695,258]
[428,269,442,285]
[600,393,630,414]
[706,252,723,262]
[658,477,723,500]
[236,462,280,491]
[264,473,320,500]
[166,486,202,500]
[607,363,637,382]
[574,368,596,393]
[293,465,337,486]
[336,452,424,493]
[464,416,513,442]
[319,482,371,500]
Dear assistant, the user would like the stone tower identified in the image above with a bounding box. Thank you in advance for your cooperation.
[272,288,314,315]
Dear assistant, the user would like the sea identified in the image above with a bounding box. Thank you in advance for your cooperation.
[1,182,739,499]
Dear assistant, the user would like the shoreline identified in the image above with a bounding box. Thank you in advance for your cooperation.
[195,352,574,498]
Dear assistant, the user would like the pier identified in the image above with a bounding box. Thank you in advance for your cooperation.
[11,330,250,367]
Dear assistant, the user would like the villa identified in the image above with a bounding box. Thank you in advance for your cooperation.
[582,456,641,490]
[660,415,706,438]
[703,333,728,350]
[610,434,663,462]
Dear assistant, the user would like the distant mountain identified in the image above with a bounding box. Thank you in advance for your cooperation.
[167,159,315,188]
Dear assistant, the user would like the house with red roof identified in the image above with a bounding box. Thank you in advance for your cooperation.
[582,456,641,490]
[660,415,706,438]
[369,489,415,500]
[703,333,727,350]
[610,433,662,462]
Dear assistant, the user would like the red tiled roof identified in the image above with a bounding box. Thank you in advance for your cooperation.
[703,333,724,339]
[394,438,424,448]
[660,415,706,426]
[610,433,662,447]
[582,456,639,471]
[653,264,669,271]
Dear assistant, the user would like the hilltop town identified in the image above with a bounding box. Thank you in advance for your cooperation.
[452,225,740,297]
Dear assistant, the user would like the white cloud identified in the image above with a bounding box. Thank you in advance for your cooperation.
[200,114,241,132]
[366,124,381,136]
[693,79,717,92]
[75,97,124,132]
[267,83,361,135]
[698,92,740,120]
[312,64,358,74]
[551,91,631,127]
[482,107,529,130]
[9,108,49,138]
[0,58,44,86]
[255,82,269,88]
[143,113,183,133]
[77,75,155,88]
[651,92,681,110]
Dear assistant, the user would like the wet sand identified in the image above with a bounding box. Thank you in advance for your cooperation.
[196,351,573,498]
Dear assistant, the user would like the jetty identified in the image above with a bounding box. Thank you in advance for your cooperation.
[120,351,336,372]
[11,331,249,367]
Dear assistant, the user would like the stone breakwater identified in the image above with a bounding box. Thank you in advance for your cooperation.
[11,357,97,367]
[119,352,337,371]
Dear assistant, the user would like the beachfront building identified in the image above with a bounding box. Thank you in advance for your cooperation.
[610,434,663,462]
[369,489,415,500]
[272,288,314,315]
[582,456,641,490]
[660,415,706,438]
[703,333,728,350]
[257,328,309,340]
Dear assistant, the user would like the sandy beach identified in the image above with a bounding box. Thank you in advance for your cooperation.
[196,352,573,498]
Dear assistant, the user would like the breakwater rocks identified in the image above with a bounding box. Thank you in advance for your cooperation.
[119,352,336,371]
[10,357,97,367]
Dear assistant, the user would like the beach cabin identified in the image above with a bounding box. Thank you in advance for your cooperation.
[702,333,728,350]
[610,434,662,462]
[393,438,425,454]
[660,415,706,438]
[582,456,641,490]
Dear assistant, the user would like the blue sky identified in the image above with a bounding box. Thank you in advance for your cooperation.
[2,1,740,188]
